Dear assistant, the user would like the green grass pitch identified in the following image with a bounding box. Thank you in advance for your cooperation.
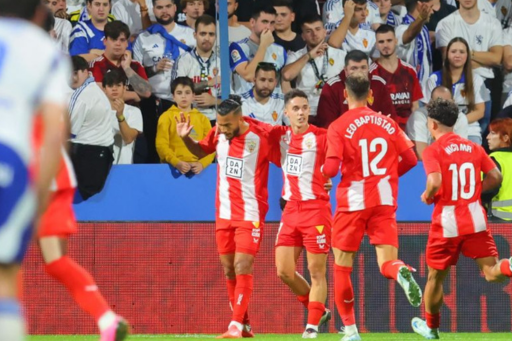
[27,334,512,341]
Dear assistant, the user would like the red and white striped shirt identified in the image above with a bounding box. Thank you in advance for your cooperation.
[199,118,272,222]
[273,125,329,202]
[422,133,495,238]
[326,107,413,212]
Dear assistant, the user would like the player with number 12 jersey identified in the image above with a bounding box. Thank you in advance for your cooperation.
[323,73,421,341]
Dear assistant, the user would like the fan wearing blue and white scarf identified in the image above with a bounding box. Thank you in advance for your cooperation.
[401,12,432,82]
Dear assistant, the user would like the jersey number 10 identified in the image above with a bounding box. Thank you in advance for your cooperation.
[448,163,476,200]
[359,138,388,177]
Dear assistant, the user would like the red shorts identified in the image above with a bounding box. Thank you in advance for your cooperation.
[38,188,78,238]
[215,219,264,256]
[332,205,398,252]
[276,200,332,254]
[426,230,499,270]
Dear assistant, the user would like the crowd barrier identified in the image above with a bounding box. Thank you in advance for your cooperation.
[24,222,512,334]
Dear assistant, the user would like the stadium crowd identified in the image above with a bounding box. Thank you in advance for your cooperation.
[50,0,512,213]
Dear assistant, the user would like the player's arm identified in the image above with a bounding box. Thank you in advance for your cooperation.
[420,147,441,204]
[413,141,428,161]
[398,147,418,176]
[323,126,343,178]
[480,146,503,192]
[175,112,209,159]
[198,118,215,169]
[231,30,274,82]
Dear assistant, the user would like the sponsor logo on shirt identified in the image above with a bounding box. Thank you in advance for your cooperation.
[272,111,278,122]
[152,44,159,48]
[286,154,303,176]
[231,49,241,63]
[225,156,244,179]
[329,58,334,66]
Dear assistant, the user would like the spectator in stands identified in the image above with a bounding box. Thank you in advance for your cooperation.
[90,21,152,102]
[323,0,382,34]
[478,0,511,28]
[241,62,287,126]
[502,27,512,107]
[229,4,287,95]
[156,77,214,174]
[69,0,112,61]
[423,37,485,144]
[482,118,512,221]
[373,0,402,27]
[69,0,116,26]
[273,0,306,53]
[111,0,154,36]
[69,56,114,200]
[282,14,346,121]
[227,0,251,42]
[435,0,503,134]
[407,85,468,159]
[103,70,143,164]
[178,0,207,28]
[47,0,68,18]
[394,0,433,87]
[371,24,423,130]
[316,50,396,128]
[425,0,456,72]
[44,3,72,53]
[173,15,221,125]
[327,0,377,57]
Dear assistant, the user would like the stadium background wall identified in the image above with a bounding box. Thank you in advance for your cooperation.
[24,222,512,334]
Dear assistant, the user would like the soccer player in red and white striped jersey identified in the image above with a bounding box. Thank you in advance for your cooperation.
[270,90,332,339]
[176,96,275,339]
[411,98,512,340]
[323,73,421,341]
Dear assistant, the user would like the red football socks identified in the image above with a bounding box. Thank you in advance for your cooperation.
[45,256,110,321]
[232,274,253,324]
[500,259,512,277]
[334,264,356,326]
[226,278,250,324]
[307,301,325,326]
[297,293,310,309]
[381,260,406,280]
[426,312,440,329]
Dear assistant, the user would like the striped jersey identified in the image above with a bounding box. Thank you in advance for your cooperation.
[198,118,273,222]
[324,0,382,34]
[274,125,329,202]
[69,20,105,56]
[422,133,495,238]
[326,107,413,212]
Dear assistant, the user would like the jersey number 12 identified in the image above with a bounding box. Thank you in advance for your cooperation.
[359,138,388,177]
[448,163,476,200]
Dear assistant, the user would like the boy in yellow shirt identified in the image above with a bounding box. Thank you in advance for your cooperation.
[156,77,214,174]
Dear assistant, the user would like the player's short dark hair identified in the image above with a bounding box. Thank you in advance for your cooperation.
[345,50,369,66]
[72,55,89,72]
[0,0,42,20]
[252,3,277,20]
[427,98,459,128]
[284,89,308,106]
[345,73,370,101]
[375,24,395,36]
[104,21,131,40]
[171,77,195,94]
[273,0,294,11]
[255,62,277,77]
[343,0,366,7]
[301,13,323,27]
[195,14,216,31]
[218,95,242,116]
[102,69,127,87]
[180,0,209,11]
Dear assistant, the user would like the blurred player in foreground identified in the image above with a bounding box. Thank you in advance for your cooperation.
[323,73,421,341]
[411,99,512,340]
[0,1,67,339]
[176,96,275,338]
[271,90,332,339]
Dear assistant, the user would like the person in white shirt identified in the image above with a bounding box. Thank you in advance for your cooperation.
[422,37,485,144]
[227,0,251,42]
[502,27,512,106]
[133,0,193,110]
[324,0,382,34]
[103,70,143,164]
[111,0,154,37]
[407,85,468,159]
[178,0,207,28]
[282,14,346,119]
[327,0,377,57]
[241,63,287,126]
[435,0,503,133]
[229,3,288,95]
[173,15,221,123]
[395,0,434,87]
[477,0,512,28]
[69,56,114,199]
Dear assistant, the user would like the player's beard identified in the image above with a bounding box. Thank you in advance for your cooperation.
[227,127,240,141]
[156,16,174,25]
